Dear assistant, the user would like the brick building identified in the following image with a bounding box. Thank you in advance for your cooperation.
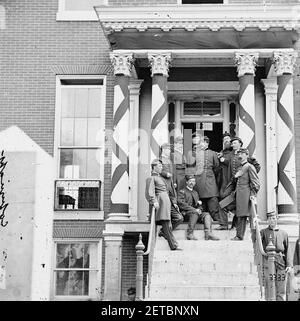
[1,0,300,300]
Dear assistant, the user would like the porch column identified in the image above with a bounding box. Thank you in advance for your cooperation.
[234,53,259,156]
[174,100,182,138]
[109,53,134,220]
[261,78,278,214]
[148,53,172,159]
[273,51,298,220]
[129,79,143,221]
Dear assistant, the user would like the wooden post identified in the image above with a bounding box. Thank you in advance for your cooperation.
[266,235,276,301]
[135,233,145,301]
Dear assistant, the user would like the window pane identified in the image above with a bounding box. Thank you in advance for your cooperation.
[55,271,70,295]
[73,149,87,178]
[59,149,74,178]
[61,118,74,146]
[88,89,101,117]
[74,118,87,146]
[75,89,88,118]
[61,89,75,118]
[87,149,100,179]
[87,118,101,146]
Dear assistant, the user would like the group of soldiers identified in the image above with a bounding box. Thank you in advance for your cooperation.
[145,132,261,250]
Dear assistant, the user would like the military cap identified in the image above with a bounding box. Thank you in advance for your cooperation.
[151,158,162,166]
[222,132,231,139]
[237,147,249,155]
[231,136,243,146]
[185,174,195,181]
[266,211,278,218]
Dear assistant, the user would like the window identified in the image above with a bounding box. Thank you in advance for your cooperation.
[57,0,108,21]
[183,101,221,117]
[53,242,100,299]
[55,76,105,211]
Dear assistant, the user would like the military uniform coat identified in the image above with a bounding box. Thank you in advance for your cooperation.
[218,148,233,198]
[177,187,200,217]
[145,172,171,222]
[235,161,260,217]
[173,149,186,190]
[187,148,219,198]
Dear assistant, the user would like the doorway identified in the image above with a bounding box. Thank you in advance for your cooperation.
[182,122,223,160]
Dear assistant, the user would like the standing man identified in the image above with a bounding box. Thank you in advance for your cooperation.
[160,143,184,231]
[293,237,300,301]
[259,212,293,301]
[232,148,260,241]
[177,175,219,241]
[191,135,220,222]
[145,159,181,251]
[173,135,186,191]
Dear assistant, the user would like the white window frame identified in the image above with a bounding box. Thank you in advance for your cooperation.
[54,75,106,220]
[56,0,108,21]
[51,239,103,301]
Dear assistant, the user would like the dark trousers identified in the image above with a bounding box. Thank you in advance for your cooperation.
[201,197,219,221]
[188,212,211,235]
[218,208,228,226]
[160,220,178,250]
[171,205,184,230]
[236,216,247,239]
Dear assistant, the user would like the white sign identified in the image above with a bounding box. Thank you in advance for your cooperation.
[203,123,213,131]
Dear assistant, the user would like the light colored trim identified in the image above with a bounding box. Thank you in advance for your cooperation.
[53,210,104,220]
[113,48,296,59]
[56,0,108,21]
[54,75,106,215]
[95,4,300,32]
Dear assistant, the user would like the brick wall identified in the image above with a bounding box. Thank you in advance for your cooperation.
[121,233,149,301]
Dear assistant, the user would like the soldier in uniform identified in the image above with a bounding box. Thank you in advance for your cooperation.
[256,211,293,301]
[173,135,186,191]
[177,175,219,241]
[160,143,184,231]
[231,148,260,241]
[187,135,220,222]
[145,159,181,251]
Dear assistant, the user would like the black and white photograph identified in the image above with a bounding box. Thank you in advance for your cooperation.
[1,0,300,310]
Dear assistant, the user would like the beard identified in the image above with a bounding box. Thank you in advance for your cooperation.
[223,142,231,150]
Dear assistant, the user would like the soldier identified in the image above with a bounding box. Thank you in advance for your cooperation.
[177,175,219,241]
[188,135,220,223]
[145,159,181,251]
[173,135,186,191]
[259,212,293,301]
[160,143,184,231]
[231,148,260,241]
[293,237,300,301]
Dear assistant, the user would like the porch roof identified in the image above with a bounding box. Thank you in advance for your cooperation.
[95,4,300,50]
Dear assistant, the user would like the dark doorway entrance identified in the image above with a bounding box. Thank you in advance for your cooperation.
[182,122,223,160]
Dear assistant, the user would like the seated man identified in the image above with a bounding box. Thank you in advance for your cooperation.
[177,174,219,241]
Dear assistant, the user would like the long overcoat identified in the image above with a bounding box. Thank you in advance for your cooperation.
[145,172,171,222]
[187,148,219,198]
[235,162,260,217]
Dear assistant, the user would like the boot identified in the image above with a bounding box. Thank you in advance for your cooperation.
[204,214,220,241]
[187,213,198,241]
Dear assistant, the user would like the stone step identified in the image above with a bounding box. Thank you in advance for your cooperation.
[151,272,259,286]
[148,285,260,300]
[171,229,249,241]
[152,260,256,274]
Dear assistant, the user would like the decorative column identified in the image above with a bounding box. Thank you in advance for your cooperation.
[129,79,143,221]
[222,99,230,134]
[234,53,259,156]
[174,100,182,138]
[273,51,298,219]
[261,78,278,215]
[109,53,134,220]
[148,53,172,160]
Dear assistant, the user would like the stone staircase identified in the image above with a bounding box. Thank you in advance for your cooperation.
[145,223,261,301]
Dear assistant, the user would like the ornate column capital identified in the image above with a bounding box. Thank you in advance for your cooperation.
[148,53,172,77]
[273,51,298,76]
[110,53,134,77]
[234,52,259,77]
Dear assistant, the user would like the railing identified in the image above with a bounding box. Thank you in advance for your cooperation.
[135,207,157,301]
[249,198,267,300]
